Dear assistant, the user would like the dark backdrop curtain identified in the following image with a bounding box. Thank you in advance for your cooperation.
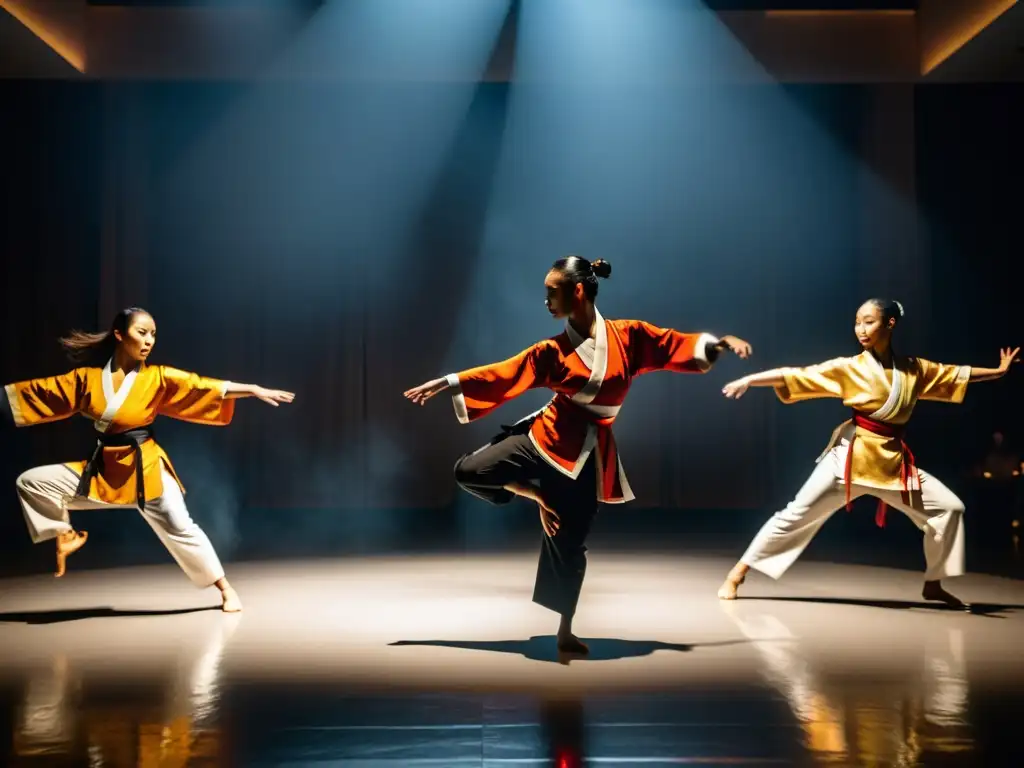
[1,80,1019,530]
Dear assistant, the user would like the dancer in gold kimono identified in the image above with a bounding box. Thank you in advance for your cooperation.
[1,307,295,612]
[716,298,1018,607]
[404,256,753,653]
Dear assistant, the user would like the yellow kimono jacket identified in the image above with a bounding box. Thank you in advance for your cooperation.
[774,351,970,491]
[3,361,234,504]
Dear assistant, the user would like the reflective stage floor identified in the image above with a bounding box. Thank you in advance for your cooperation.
[1,554,1022,766]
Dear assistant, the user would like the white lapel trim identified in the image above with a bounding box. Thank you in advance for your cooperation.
[4,384,25,427]
[528,423,597,480]
[572,337,596,371]
[865,352,902,422]
[96,358,140,434]
[614,453,635,504]
[565,308,607,406]
[564,316,591,369]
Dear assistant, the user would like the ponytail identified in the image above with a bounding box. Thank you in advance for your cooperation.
[59,307,149,364]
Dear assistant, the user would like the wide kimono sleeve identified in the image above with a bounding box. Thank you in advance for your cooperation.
[157,366,236,425]
[618,320,720,376]
[775,357,852,403]
[915,358,970,403]
[2,369,90,427]
[445,340,561,424]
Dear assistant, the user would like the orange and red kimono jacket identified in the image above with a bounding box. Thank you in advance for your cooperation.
[446,310,720,503]
[3,361,235,504]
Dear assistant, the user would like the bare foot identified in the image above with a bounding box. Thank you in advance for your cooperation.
[221,588,243,613]
[717,566,747,600]
[922,580,966,609]
[717,580,740,600]
[556,633,589,655]
[55,530,88,578]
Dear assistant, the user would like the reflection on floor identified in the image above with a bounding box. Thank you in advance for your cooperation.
[721,601,975,765]
[1,554,1022,765]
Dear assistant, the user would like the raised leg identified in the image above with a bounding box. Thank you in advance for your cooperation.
[15,464,93,577]
[453,432,542,505]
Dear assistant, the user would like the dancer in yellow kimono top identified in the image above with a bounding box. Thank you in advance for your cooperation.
[1,307,295,612]
[716,298,1018,607]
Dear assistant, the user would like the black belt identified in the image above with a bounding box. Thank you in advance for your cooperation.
[75,426,154,509]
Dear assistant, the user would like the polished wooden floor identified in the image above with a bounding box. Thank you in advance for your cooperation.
[1,553,1022,765]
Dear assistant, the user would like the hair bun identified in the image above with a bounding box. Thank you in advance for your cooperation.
[591,259,612,279]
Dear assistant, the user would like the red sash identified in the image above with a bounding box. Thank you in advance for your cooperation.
[844,412,919,528]
[553,395,622,502]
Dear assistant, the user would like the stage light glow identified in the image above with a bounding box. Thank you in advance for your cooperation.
[920,0,1017,75]
[0,0,85,72]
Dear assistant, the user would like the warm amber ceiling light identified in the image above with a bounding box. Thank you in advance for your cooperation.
[0,0,86,73]
[764,10,915,18]
[921,0,1017,75]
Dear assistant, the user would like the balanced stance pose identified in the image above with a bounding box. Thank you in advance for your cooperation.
[1,308,295,612]
[405,257,752,653]
[716,298,1018,607]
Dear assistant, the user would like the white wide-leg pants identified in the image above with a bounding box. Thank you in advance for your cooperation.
[741,448,965,583]
[16,463,226,587]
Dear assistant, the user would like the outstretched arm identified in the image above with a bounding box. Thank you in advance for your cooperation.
[403,376,452,406]
[968,347,1019,383]
[222,381,295,406]
[714,336,754,360]
[723,357,850,402]
[620,320,752,377]
[404,341,559,424]
[158,367,293,425]
[3,370,89,427]
[915,347,1017,403]
[721,369,787,399]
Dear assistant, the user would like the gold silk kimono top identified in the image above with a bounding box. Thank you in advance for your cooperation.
[3,361,235,504]
[774,350,970,491]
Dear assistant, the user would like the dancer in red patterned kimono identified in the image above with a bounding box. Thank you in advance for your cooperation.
[404,256,753,653]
